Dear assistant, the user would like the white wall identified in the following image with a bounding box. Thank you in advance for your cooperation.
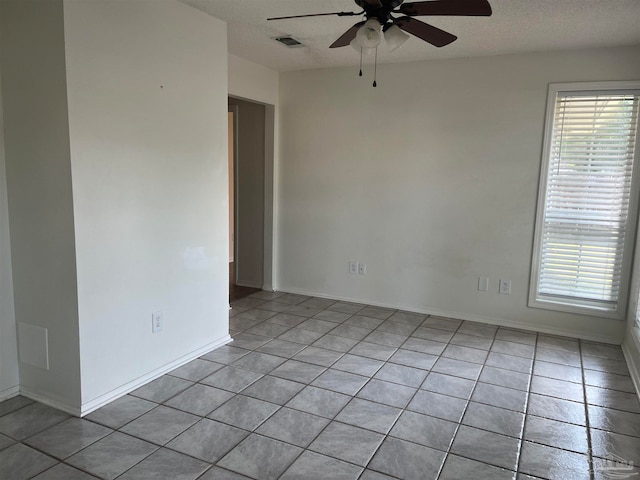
[0,0,82,410]
[0,65,19,401]
[623,204,640,397]
[623,315,640,399]
[63,0,229,411]
[278,45,640,344]
[228,54,279,107]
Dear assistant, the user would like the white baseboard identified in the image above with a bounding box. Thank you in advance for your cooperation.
[622,330,640,402]
[235,280,262,289]
[15,335,233,417]
[0,385,19,403]
[274,285,622,345]
[78,334,232,417]
[19,387,82,416]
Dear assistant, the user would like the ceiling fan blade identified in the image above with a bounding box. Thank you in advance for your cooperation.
[400,0,492,16]
[395,17,457,47]
[268,11,359,21]
[330,21,366,48]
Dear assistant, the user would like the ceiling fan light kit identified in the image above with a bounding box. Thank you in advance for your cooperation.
[355,18,383,49]
[350,39,378,56]
[268,0,493,87]
[384,24,411,51]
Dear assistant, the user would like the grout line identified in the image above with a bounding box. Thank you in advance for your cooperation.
[433,326,503,479]
[514,330,539,478]
[579,339,596,480]
[429,318,471,480]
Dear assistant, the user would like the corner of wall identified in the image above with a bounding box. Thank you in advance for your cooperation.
[0,66,19,401]
[0,0,82,410]
[622,329,640,401]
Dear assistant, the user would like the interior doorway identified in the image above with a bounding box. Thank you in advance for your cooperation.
[228,108,255,301]
[228,97,275,301]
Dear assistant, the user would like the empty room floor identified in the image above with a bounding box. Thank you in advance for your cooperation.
[1,292,639,480]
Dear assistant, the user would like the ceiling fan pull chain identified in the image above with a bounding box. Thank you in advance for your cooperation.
[359,46,363,77]
[373,47,378,87]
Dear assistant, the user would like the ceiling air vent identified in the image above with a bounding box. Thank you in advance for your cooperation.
[273,36,304,48]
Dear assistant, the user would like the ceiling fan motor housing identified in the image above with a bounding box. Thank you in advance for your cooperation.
[355,0,405,9]
[355,0,405,25]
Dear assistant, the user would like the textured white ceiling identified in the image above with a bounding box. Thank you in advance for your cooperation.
[179,0,640,71]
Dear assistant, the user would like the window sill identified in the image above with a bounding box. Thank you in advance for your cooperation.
[528,296,625,321]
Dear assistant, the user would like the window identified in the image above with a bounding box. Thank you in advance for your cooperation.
[530,82,640,319]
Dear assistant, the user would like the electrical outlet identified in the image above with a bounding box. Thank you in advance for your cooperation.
[358,263,367,275]
[152,311,163,333]
[499,279,511,295]
[478,276,489,292]
[349,261,358,275]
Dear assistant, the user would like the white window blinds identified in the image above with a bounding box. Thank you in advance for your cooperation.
[532,86,640,316]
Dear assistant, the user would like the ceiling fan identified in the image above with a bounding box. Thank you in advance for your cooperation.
[268,0,493,50]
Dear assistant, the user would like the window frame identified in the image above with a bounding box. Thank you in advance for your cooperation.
[636,285,640,329]
[529,81,640,320]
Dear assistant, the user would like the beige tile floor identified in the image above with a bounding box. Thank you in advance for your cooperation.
[1,291,639,479]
